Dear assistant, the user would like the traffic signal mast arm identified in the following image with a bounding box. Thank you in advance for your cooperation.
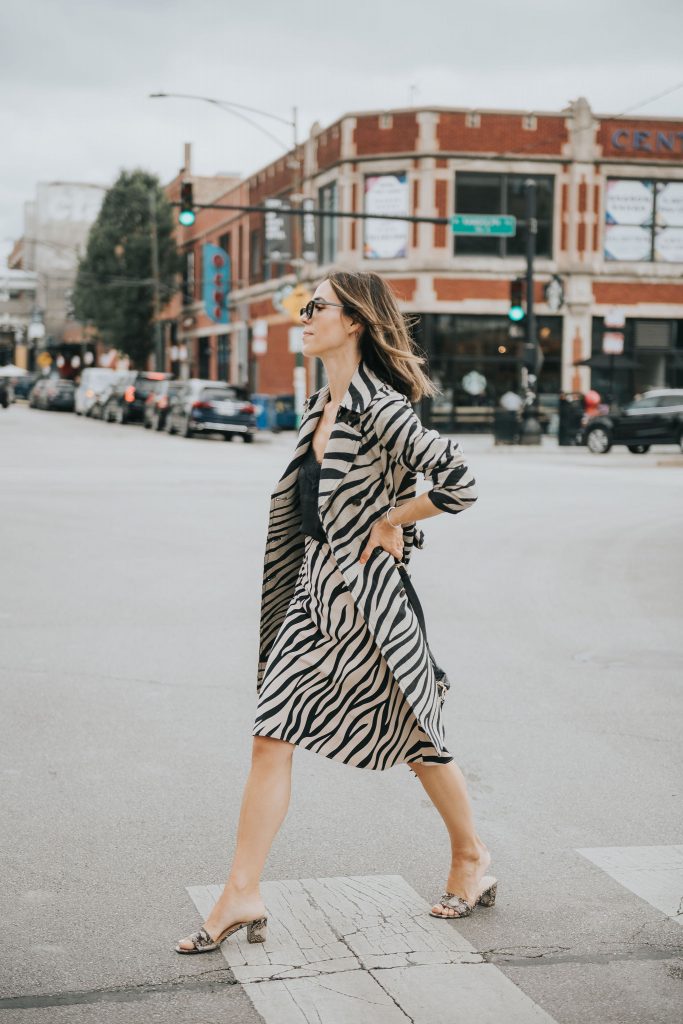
[173,198,530,227]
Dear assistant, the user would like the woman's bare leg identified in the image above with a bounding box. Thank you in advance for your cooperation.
[409,759,492,918]
[177,735,294,948]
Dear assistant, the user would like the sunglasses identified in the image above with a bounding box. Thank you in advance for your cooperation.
[299,298,349,320]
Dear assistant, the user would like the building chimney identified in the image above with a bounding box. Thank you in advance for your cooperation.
[183,142,192,176]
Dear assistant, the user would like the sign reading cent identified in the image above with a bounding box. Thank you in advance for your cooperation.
[451,214,517,237]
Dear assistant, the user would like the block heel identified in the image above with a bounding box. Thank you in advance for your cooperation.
[246,916,268,943]
[478,880,497,907]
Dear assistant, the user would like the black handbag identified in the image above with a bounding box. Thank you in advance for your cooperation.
[395,563,451,706]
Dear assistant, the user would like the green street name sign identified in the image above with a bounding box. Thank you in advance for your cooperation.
[451,214,517,237]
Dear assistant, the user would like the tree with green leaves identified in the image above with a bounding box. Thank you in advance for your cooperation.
[74,169,180,368]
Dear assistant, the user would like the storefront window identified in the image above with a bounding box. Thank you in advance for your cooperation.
[182,250,195,306]
[415,313,561,432]
[250,227,263,284]
[317,181,337,264]
[454,173,554,258]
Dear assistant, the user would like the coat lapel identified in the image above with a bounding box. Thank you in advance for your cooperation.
[270,360,385,515]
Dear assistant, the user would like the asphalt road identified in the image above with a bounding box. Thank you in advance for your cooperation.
[1,402,681,1023]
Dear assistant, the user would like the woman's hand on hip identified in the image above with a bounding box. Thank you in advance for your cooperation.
[359,516,403,564]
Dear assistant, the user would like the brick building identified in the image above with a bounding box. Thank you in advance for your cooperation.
[165,98,683,430]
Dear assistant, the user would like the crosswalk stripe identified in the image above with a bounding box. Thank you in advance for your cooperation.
[187,875,559,1023]
[577,845,683,925]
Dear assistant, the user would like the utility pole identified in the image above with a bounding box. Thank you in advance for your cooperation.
[289,105,308,424]
[520,178,542,444]
[148,189,163,372]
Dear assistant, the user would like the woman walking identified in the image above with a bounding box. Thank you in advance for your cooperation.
[176,271,496,954]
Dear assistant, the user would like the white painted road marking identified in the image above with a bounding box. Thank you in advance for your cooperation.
[187,875,559,1023]
[577,845,683,925]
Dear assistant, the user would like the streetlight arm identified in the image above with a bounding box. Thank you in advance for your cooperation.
[149,92,294,150]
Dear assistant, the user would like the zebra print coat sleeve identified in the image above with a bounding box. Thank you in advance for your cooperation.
[368,394,479,516]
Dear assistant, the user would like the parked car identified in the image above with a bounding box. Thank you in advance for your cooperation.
[90,370,134,419]
[29,378,47,408]
[102,371,173,424]
[143,379,184,431]
[581,388,683,454]
[75,368,125,416]
[29,377,76,411]
[165,379,257,441]
[11,371,41,400]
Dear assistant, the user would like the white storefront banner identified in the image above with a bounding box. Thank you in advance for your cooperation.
[363,173,409,259]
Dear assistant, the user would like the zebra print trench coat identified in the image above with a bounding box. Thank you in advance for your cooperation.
[257,359,478,753]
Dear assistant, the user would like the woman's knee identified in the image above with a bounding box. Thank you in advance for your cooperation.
[251,734,295,764]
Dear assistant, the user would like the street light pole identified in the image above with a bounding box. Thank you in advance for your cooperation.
[150,91,308,410]
[520,178,542,444]
[148,189,163,372]
[288,104,307,417]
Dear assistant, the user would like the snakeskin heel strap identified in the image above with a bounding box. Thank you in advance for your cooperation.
[184,927,217,950]
[438,892,472,916]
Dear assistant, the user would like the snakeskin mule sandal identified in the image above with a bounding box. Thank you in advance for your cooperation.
[429,875,498,919]
[175,915,268,954]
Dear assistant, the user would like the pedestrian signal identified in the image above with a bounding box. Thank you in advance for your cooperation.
[179,181,195,226]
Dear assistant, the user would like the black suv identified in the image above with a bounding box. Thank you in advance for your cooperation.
[581,389,683,454]
[103,372,173,425]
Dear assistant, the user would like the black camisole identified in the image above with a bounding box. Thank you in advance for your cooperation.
[298,444,326,543]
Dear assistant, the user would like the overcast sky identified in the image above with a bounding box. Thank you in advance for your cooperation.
[2,0,683,264]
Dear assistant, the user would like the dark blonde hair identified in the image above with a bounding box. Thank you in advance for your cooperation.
[326,270,438,402]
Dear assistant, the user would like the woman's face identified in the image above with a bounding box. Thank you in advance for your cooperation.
[300,279,359,358]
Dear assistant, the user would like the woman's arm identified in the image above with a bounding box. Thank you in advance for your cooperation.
[385,489,444,527]
[371,395,479,517]
[358,396,478,565]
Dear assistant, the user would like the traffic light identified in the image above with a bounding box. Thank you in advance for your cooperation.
[508,277,525,323]
[179,180,195,226]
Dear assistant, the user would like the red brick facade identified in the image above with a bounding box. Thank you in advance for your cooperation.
[436,112,568,155]
[354,112,419,155]
[165,101,683,409]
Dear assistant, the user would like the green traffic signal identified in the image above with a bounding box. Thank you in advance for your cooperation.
[508,304,525,322]
[508,277,525,322]
[179,180,195,227]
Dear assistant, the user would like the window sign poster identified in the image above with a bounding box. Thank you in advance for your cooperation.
[654,183,683,262]
[302,197,316,263]
[654,227,683,262]
[604,224,652,262]
[364,173,409,259]
[655,181,683,226]
[604,179,654,261]
[605,179,654,225]
[265,198,293,261]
